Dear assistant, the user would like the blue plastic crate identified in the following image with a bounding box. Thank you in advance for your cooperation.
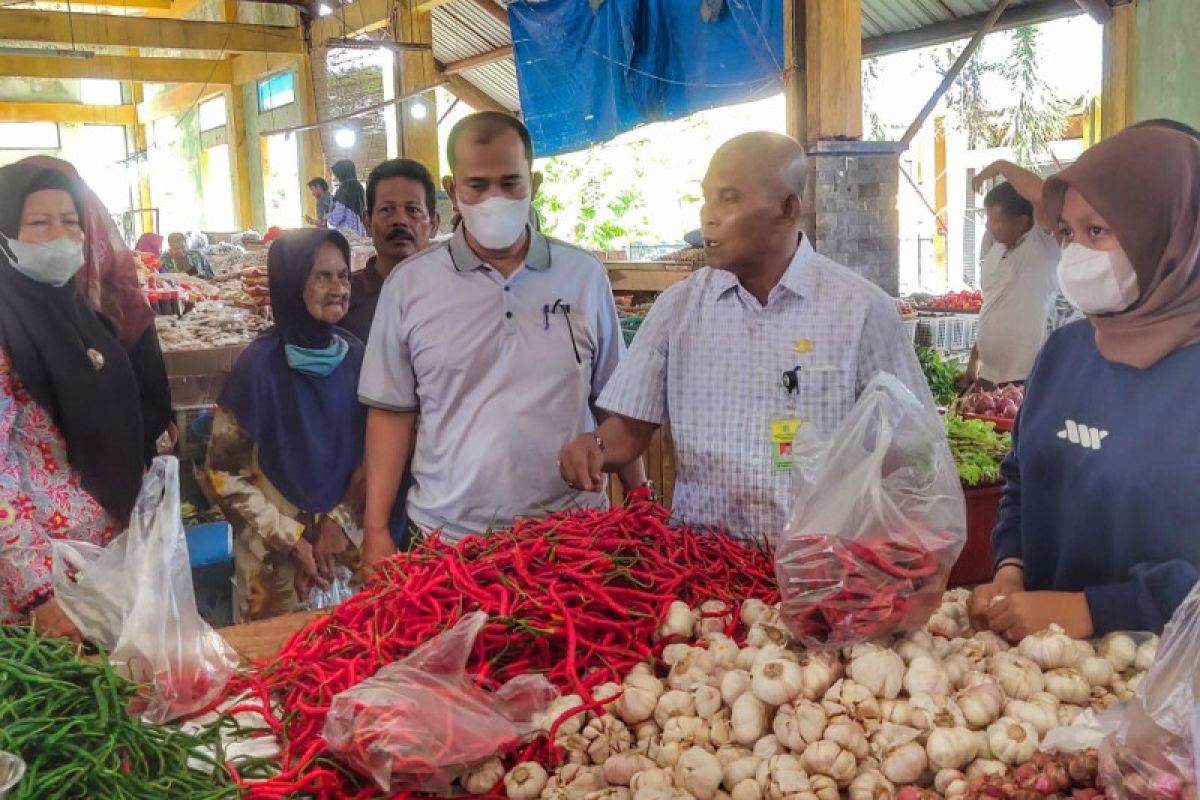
[185,521,232,568]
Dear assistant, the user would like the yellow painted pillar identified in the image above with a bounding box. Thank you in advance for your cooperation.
[130,82,154,235]
[933,116,947,281]
[1101,2,1135,139]
[226,87,254,230]
[395,3,439,169]
[803,0,863,142]
[294,54,327,196]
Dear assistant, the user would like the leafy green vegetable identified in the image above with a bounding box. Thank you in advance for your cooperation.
[945,415,1012,487]
[917,346,961,407]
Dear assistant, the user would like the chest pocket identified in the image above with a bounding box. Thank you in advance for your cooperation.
[541,303,592,369]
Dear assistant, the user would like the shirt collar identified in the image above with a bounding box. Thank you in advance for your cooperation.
[448,224,550,273]
[712,235,818,304]
[356,256,386,293]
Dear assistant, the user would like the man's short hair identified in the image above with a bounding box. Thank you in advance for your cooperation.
[984,181,1033,219]
[446,112,534,173]
[365,159,437,217]
[307,177,329,192]
[167,232,187,246]
[1130,118,1200,140]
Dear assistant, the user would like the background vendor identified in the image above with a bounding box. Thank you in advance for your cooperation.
[162,231,214,279]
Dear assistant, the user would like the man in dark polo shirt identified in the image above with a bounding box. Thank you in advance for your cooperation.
[340,159,441,343]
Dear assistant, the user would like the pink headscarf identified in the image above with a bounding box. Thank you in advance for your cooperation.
[20,156,156,347]
[135,232,164,256]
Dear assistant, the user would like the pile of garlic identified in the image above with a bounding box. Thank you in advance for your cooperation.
[485,589,1156,800]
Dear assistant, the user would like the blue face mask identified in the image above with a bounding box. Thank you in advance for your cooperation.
[285,335,349,377]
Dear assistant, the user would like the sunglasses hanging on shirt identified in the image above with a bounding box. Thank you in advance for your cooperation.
[543,299,583,365]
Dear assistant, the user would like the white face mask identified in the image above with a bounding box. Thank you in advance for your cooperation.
[1057,243,1140,315]
[4,236,85,287]
[458,195,531,250]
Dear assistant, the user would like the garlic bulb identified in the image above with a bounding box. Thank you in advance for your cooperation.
[693,685,724,718]
[652,740,683,769]
[653,691,695,728]
[753,734,784,759]
[985,717,1038,765]
[662,644,692,666]
[908,693,965,731]
[1135,635,1159,672]
[675,746,722,800]
[756,754,811,800]
[1017,624,1076,669]
[705,634,740,670]
[878,699,912,727]
[630,768,673,793]
[848,769,895,800]
[720,669,753,707]
[965,759,1008,779]
[1078,656,1115,688]
[823,679,881,725]
[616,667,665,725]
[773,698,827,751]
[988,652,1045,700]
[1098,632,1137,672]
[731,693,769,745]
[941,654,974,691]
[661,716,711,749]
[1057,703,1084,727]
[971,630,1009,656]
[809,774,840,800]
[605,754,655,787]
[903,655,950,697]
[925,720,976,771]
[933,769,965,795]
[751,658,805,706]
[504,762,549,800]
[462,757,505,795]
[739,599,769,630]
[697,600,732,637]
[955,683,1005,730]
[879,740,927,785]
[1003,699,1057,737]
[735,647,759,672]
[797,652,842,700]
[801,739,857,787]
[730,779,762,800]
[896,630,935,663]
[1044,667,1091,704]
[824,719,871,761]
[668,648,716,691]
[721,755,762,791]
[656,602,699,641]
[746,619,791,649]
[848,644,905,700]
[583,714,633,764]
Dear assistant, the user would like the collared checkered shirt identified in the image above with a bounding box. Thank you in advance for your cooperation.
[597,237,933,540]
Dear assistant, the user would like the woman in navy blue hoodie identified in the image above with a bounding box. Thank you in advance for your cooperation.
[969,124,1200,641]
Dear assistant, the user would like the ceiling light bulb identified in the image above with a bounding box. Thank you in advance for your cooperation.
[334,128,356,148]
[409,101,428,120]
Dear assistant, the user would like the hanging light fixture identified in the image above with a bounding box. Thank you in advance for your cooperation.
[334,128,357,148]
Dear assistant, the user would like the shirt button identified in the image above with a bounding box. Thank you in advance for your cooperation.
[506,311,513,318]
[504,286,510,292]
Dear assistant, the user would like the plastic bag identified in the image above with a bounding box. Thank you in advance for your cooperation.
[302,565,356,611]
[1098,580,1200,799]
[323,611,557,795]
[52,457,239,724]
[775,373,966,649]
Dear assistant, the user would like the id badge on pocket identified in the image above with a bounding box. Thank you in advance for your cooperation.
[771,418,802,471]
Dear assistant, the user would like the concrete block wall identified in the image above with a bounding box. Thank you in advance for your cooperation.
[808,140,902,296]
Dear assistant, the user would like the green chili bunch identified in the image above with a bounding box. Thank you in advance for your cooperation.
[0,625,238,800]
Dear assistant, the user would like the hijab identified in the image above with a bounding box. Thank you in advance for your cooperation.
[18,157,156,347]
[217,229,366,513]
[331,160,366,218]
[135,232,163,256]
[1044,126,1200,369]
[0,165,146,524]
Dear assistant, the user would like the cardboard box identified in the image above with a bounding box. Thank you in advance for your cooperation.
[164,344,247,407]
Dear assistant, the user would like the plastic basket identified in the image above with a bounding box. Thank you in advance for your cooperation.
[902,318,918,344]
[915,317,953,350]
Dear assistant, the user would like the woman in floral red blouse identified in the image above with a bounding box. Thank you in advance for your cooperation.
[0,160,171,639]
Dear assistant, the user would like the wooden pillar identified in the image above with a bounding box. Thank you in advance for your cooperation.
[130,82,154,236]
[394,2,439,169]
[783,0,806,143]
[1101,1,1135,139]
[294,53,327,197]
[226,86,254,230]
[803,0,863,143]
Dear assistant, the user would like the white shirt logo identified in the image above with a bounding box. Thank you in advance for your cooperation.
[1057,419,1109,450]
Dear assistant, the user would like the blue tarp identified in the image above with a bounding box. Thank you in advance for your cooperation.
[509,0,784,157]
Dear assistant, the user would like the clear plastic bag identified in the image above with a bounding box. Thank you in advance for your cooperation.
[775,373,966,649]
[1099,580,1200,800]
[52,457,239,724]
[323,611,558,795]
[302,565,356,611]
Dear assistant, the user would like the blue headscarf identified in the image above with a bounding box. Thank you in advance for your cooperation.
[218,229,365,513]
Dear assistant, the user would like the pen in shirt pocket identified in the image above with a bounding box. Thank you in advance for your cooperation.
[543,299,582,365]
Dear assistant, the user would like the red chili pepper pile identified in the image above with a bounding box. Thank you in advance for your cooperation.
[227,498,778,799]
[777,531,952,647]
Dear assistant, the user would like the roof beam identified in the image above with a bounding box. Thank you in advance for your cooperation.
[136,81,223,122]
[862,0,1083,58]
[470,0,509,28]
[0,101,137,125]
[0,9,303,55]
[311,0,390,43]
[0,53,232,84]
[441,73,508,113]
[441,44,513,76]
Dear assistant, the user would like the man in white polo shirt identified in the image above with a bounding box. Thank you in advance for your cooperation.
[358,112,645,564]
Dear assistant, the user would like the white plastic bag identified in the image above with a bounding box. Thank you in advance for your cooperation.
[323,611,557,795]
[1099,580,1200,799]
[52,457,238,724]
[303,565,356,611]
[775,373,966,649]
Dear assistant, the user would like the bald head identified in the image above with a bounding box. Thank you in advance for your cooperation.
[712,132,808,199]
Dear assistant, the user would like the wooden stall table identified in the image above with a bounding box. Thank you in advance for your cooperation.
[219,610,327,663]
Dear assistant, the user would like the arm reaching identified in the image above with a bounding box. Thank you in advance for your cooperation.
[974,160,1054,233]
[560,414,659,493]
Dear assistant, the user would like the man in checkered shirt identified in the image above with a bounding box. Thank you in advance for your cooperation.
[558,132,932,540]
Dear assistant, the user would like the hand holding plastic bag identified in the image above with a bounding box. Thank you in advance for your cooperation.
[323,611,558,795]
[1098,580,1200,799]
[775,373,966,649]
[52,457,238,724]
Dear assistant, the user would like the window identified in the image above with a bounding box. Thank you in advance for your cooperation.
[0,122,60,150]
[257,72,295,113]
[198,96,228,133]
[80,79,122,106]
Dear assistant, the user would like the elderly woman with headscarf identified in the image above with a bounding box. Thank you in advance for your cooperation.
[207,229,366,621]
[970,124,1200,641]
[0,159,171,640]
[324,160,367,237]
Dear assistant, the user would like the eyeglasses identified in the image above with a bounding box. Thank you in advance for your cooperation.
[543,299,582,365]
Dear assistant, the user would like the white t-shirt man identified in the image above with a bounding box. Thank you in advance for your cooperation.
[976,227,1060,384]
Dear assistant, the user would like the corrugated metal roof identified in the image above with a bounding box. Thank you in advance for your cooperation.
[431,0,520,111]
[862,0,1050,39]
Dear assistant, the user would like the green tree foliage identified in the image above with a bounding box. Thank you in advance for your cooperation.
[1000,26,1068,167]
